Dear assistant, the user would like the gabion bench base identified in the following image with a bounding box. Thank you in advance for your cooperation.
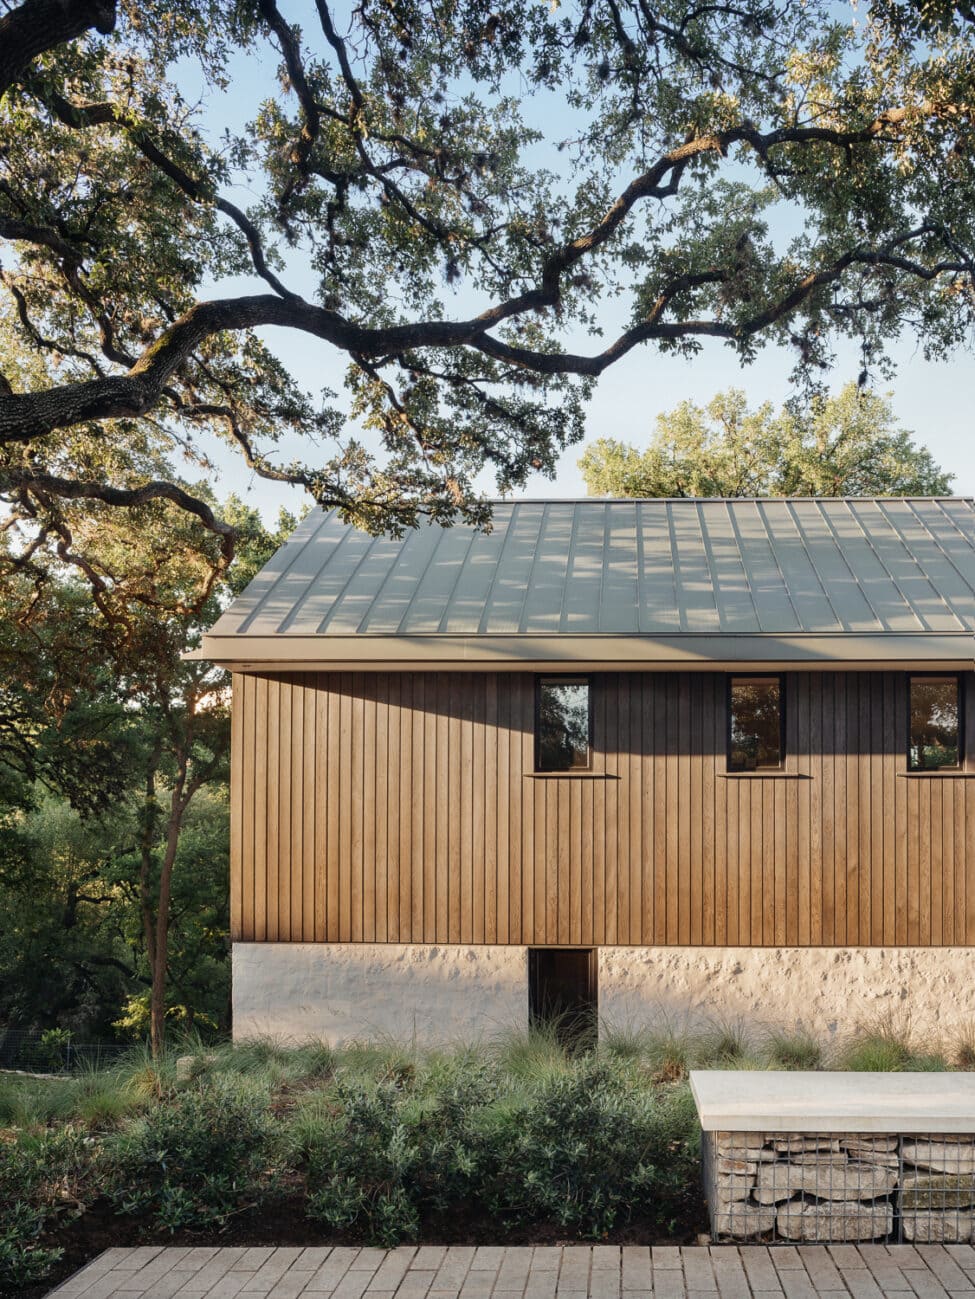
[703,1129,975,1243]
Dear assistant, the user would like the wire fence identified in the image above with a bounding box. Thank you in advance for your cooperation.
[0,1026,131,1075]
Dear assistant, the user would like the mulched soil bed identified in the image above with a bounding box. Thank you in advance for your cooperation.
[19,1195,709,1299]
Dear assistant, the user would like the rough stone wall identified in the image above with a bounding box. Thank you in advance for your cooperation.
[599,947,975,1041]
[707,1131,975,1243]
[232,942,528,1046]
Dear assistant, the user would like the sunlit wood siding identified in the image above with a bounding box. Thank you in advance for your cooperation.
[230,670,975,947]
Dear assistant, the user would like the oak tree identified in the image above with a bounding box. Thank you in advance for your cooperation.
[579,383,953,497]
[1,0,974,599]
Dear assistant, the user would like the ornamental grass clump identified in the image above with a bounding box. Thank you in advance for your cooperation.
[764,1027,822,1071]
[104,1080,281,1230]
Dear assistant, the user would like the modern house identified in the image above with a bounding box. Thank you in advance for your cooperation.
[199,497,975,1045]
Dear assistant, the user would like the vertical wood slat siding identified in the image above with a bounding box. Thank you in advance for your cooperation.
[232,670,975,947]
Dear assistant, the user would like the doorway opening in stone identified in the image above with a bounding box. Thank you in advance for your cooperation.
[528,948,597,1052]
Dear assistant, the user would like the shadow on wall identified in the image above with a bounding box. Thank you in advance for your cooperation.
[242,668,975,763]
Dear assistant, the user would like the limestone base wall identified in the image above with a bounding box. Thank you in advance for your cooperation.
[233,943,975,1047]
[232,942,527,1046]
[598,946,975,1042]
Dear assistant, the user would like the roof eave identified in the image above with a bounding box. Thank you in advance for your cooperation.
[194,631,975,674]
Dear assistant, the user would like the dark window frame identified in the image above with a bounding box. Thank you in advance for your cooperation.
[726,673,786,773]
[907,672,964,772]
[534,675,593,773]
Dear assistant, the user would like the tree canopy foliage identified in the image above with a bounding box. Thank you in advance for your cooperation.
[0,482,294,1048]
[1,0,974,598]
[579,383,954,497]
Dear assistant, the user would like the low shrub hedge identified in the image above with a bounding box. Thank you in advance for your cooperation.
[0,1041,702,1287]
[299,1057,698,1244]
[0,1128,90,1288]
[102,1080,283,1230]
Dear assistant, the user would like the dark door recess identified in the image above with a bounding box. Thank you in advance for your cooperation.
[528,948,598,1051]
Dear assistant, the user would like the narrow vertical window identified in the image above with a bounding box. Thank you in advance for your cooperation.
[909,675,962,770]
[535,677,591,772]
[728,675,783,771]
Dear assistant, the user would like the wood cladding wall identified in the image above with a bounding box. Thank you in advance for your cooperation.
[230,670,975,948]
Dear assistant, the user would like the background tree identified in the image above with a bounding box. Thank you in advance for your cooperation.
[0,0,974,595]
[0,488,292,1052]
[579,384,953,498]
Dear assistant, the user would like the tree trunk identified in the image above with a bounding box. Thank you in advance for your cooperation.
[148,770,188,1060]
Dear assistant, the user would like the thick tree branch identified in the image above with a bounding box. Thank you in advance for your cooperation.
[0,468,235,564]
[0,92,967,449]
[0,0,115,100]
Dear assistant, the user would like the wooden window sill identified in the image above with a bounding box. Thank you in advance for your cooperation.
[897,771,975,779]
[718,771,812,779]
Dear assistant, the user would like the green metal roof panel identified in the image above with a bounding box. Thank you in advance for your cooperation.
[207,497,975,643]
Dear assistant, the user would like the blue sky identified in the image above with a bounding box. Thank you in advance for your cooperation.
[185,14,975,521]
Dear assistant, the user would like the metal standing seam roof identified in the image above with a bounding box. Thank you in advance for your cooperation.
[200,498,975,668]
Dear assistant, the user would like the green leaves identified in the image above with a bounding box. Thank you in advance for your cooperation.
[579,382,953,498]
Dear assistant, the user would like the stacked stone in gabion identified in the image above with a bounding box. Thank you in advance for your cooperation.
[707,1131,975,1243]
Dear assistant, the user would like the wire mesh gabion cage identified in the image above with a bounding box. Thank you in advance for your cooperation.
[703,1129,975,1244]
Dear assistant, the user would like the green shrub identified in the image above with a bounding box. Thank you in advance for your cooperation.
[481,1062,699,1237]
[104,1081,280,1230]
[301,1063,498,1245]
[302,1080,422,1245]
[0,1129,90,1288]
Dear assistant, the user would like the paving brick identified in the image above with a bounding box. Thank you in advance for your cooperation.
[827,1248,867,1271]
[771,1249,805,1272]
[470,1248,506,1273]
[202,1274,251,1299]
[395,1269,438,1299]
[709,1250,749,1299]
[779,1269,818,1299]
[328,1270,377,1299]
[116,1253,185,1293]
[557,1252,590,1294]
[411,1250,448,1272]
[523,1271,557,1299]
[796,1248,844,1294]
[904,1269,951,1299]
[739,1247,783,1294]
[680,1247,716,1293]
[48,1255,132,1297]
[173,1250,221,1273]
[296,1251,335,1272]
[530,1249,562,1274]
[367,1248,415,1291]
[916,1248,975,1293]
[431,1246,475,1291]
[837,1267,886,1299]
[651,1266,687,1299]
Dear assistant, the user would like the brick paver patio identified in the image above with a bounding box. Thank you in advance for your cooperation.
[44,1244,975,1299]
